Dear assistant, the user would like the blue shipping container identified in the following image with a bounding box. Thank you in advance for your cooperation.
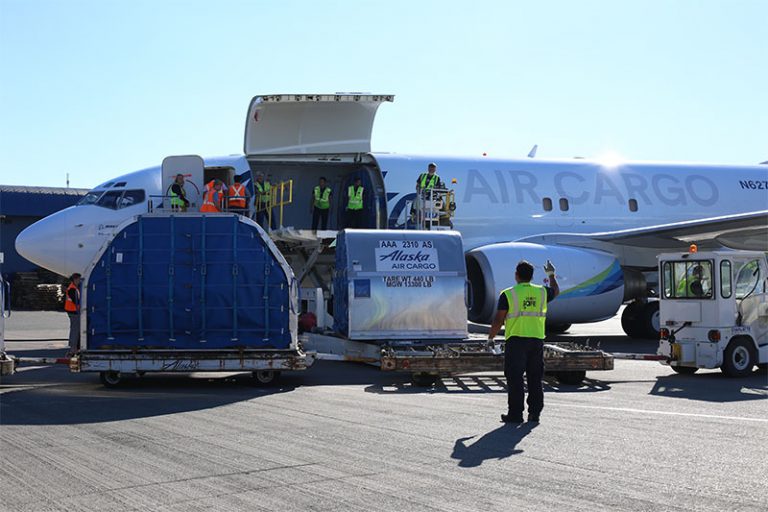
[84,214,296,350]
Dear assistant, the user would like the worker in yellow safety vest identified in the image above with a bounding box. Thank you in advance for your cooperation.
[169,174,190,212]
[64,273,82,357]
[254,172,275,230]
[344,176,365,229]
[676,265,706,297]
[227,175,249,215]
[200,180,224,212]
[488,260,560,424]
[311,176,332,231]
[415,162,443,195]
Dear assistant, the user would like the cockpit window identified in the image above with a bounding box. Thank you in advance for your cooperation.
[113,182,126,187]
[77,191,104,205]
[94,189,145,210]
[118,189,145,208]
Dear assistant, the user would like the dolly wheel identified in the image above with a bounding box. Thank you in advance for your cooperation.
[100,371,123,388]
[411,372,439,387]
[556,370,586,385]
[252,370,281,386]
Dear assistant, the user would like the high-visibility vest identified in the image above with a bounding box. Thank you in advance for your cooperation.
[200,189,221,212]
[347,185,364,210]
[255,181,271,205]
[314,186,331,210]
[169,185,186,208]
[502,283,547,340]
[228,183,246,208]
[419,173,439,190]
[64,282,80,313]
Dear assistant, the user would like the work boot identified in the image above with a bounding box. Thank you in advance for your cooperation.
[501,413,524,424]
[528,415,540,423]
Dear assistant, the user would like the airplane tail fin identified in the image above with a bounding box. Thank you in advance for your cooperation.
[527,144,538,158]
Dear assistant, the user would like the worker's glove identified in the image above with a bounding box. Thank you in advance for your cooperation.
[543,259,556,277]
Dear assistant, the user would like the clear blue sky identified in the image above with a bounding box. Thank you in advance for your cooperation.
[1,0,766,188]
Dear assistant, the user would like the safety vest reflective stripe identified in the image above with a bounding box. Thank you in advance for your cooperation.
[314,186,331,209]
[347,186,363,210]
[169,186,185,207]
[419,173,439,189]
[255,182,271,204]
[64,283,79,312]
[228,184,246,207]
[503,283,547,340]
[200,190,221,212]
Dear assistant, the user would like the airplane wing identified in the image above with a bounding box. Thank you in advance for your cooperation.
[589,210,768,250]
[517,210,768,252]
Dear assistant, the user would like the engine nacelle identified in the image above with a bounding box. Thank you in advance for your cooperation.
[466,242,625,324]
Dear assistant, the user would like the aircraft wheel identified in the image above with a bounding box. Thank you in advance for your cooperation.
[639,301,660,340]
[100,371,123,388]
[621,302,644,338]
[671,366,698,375]
[721,339,755,377]
[556,370,586,385]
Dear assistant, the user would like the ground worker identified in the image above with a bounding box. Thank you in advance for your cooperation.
[200,180,224,212]
[345,176,365,228]
[169,173,190,212]
[228,175,249,215]
[677,264,706,297]
[311,176,332,231]
[487,260,560,424]
[415,162,443,195]
[254,172,275,230]
[64,273,82,357]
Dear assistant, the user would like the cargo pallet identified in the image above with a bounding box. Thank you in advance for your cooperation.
[304,333,614,386]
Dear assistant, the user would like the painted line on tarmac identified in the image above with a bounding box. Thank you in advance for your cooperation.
[546,402,768,423]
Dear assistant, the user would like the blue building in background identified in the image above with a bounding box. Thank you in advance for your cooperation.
[0,185,87,275]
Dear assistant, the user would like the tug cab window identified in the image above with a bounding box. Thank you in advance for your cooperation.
[662,260,713,299]
[734,260,760,300]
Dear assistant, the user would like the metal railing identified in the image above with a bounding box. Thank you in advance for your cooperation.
[411,188,456,230]
[254,180,293,228]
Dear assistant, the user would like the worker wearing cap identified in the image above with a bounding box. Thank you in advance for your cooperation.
[200,180,224,212]
[345,176,365,229]
[169,174,190,212]
[677,264,706,297]
[488,260,560,424]
[415,162,443,195]
[64,273,82,357]
[228,175,249,215]
[311,176,332,231]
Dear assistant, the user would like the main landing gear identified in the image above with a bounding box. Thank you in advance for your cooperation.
[621,301,660,340]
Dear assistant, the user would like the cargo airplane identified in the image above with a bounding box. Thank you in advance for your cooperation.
[15,94,768,339]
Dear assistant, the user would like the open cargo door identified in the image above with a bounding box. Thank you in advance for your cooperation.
[244,94,394,155]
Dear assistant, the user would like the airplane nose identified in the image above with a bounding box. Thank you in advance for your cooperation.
[15,210,87,277]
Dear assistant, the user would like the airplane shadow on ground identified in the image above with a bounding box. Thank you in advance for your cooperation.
[649,367,768,402]
[451,423,538,468]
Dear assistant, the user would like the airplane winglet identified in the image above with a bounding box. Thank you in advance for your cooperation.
[527,144,538,158]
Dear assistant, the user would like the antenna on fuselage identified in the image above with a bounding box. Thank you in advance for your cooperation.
[527,145,538,158]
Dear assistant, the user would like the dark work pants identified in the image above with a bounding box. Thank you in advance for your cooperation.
[345,209,364,229]
[312,207,329,230]
[504,337,545,418]
[256,209,276,230]
[68,312,80,354]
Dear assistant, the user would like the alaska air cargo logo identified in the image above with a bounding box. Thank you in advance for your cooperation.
[375,240,440,272]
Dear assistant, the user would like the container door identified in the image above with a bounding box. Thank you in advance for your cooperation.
[244,94,394,155]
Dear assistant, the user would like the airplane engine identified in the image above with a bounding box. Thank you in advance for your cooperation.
[466,242,625,325]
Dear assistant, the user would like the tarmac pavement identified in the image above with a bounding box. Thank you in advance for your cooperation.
[1,311,766,512]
